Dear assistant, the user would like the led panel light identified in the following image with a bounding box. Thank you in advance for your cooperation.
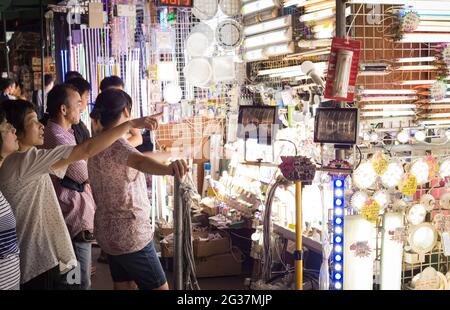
[242,0,278,16]
[343,215,374,290]
[243,27,292,49]
[244,15,292,36]
[333,177,345,291]
[380,213,404,290]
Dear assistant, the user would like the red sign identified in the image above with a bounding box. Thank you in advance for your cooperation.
[158,0,193,7]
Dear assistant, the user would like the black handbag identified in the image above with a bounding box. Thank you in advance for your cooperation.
[60,176,85,192]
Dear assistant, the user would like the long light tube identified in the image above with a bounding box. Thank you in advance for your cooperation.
[359,96,418,102]
[244,16,292,36]
[242,0,278,16]
[267,62,327,77]
[298,39,332,48]
[362,104,416,110]
[416,25,450,32]
[360,89,416,95]
[300,8,335,22]
[348,0,450,8]
[380,213,404,290]
[361,111,415,117]
[258,62,327,75]
[395,57,435,63]
[399,33,450,43]
[343,215,374,290]
[332,178,345,290]
[265,42,295,56]
[399,80,435,85]
[284,0,328,8]
[395,65,437,71]
[244,49,268,62]
[244,28,292,49]
[305,0,335,12]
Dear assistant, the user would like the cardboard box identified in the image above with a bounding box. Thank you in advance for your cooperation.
[201,204,219,216]
[195,249,242,278]
[194,231,230,257]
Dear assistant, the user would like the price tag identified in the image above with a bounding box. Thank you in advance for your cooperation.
[399,174,417,196]
[361,199,380,223]
[371,152,388,176]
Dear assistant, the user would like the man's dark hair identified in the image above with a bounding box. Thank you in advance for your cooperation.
[0,99,36,137]
[0,78,15,92]
[44,74,54,87]
[99,76,124,92]
[65,71,83,82]
[46,84,79,119]
[65,77,91,97]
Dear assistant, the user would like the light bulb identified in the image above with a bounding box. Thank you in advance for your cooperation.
[411,159,430,185]
[373,190,390,208]
[335,226,343,234]
[369,133,378,142]
[381,162,404,188]
[351,191,369,210]
[334,282,342,289]
[335,273,342,280]
[414,131,426,142]
[353,162,377,189]
[397,130,409,144]
[440,159,450,178]
[335,199,343,206]
[335,189,343,197]
[335,207,343,216]
[335,263,342,271]
[335,217,342,225]
[335,245,342,253]
[335,255,342,262]
[335,236,342,243]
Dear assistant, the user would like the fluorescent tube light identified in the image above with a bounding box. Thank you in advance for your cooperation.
[244,16,292,36]
[348,0,450,9]
[360,96,418,102]
[242,0,278,16]
[358,71,391,76]
[400,33,450,43]
[395,57,435,63]
[362,104,416,110]
[244,27,292,49]
[305,0,335,13]
[361,111,415,117]
[298,39,332,48]
[419,119,450,125]
[265,42,295,56]
[396,65,437,71]
[416,25,450,32]
[283,0,327,8]
[399,80,435,85]
[300,8,334,22]
[360,89,416,95]
[244,49,267,62]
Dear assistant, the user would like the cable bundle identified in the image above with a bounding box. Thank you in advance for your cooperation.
[179,175,201,290]
[262,175,290,282]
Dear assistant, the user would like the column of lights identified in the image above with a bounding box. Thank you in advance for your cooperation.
[333,177,345,290]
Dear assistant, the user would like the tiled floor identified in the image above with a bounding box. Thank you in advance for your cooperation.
[91,246,248,290]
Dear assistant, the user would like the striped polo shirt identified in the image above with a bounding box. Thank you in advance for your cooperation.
[0,191,20,290]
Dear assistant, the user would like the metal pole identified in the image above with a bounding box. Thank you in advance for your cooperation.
[2,12,9,74]
[40,1,45,106]
[173,178,183,290]
[335,0,347,160]
[295,181,303,290]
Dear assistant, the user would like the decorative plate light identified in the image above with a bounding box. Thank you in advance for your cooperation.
[381,161,404,188]
[163,83,183,104]
[373,190,390,208]
[407,204,427,225]
[353,162,377,190]
[186,23,214,57]
[192,0,218,20]
[350,191,369,210]
[219,0,241,16]
[401,11,420,32]
[439,192,450,209]
[410,159,430,185]
[439,158,450,178]
[184,58,213,88]
[420,194,436,212]
[392,199,408,212]
[408,223,437,255]
[215,19,243,50]
[431,80,447,101]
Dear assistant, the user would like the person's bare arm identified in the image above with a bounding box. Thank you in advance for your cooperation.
[127,152,188,180]
[127,128,143,147]
[52,115,161,171]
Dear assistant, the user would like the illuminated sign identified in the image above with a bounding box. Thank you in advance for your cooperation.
[158,0,193,7]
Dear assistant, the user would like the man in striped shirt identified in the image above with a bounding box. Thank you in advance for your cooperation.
[42,84,96,290]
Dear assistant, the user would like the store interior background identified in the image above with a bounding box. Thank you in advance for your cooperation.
[2,0,450,290]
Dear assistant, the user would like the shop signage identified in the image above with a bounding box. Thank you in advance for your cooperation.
[158,0,193,8]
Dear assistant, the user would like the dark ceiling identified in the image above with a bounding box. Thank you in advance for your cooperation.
[0,0,60,32]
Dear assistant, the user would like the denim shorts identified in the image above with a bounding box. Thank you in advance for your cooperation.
[107,241,167,290]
